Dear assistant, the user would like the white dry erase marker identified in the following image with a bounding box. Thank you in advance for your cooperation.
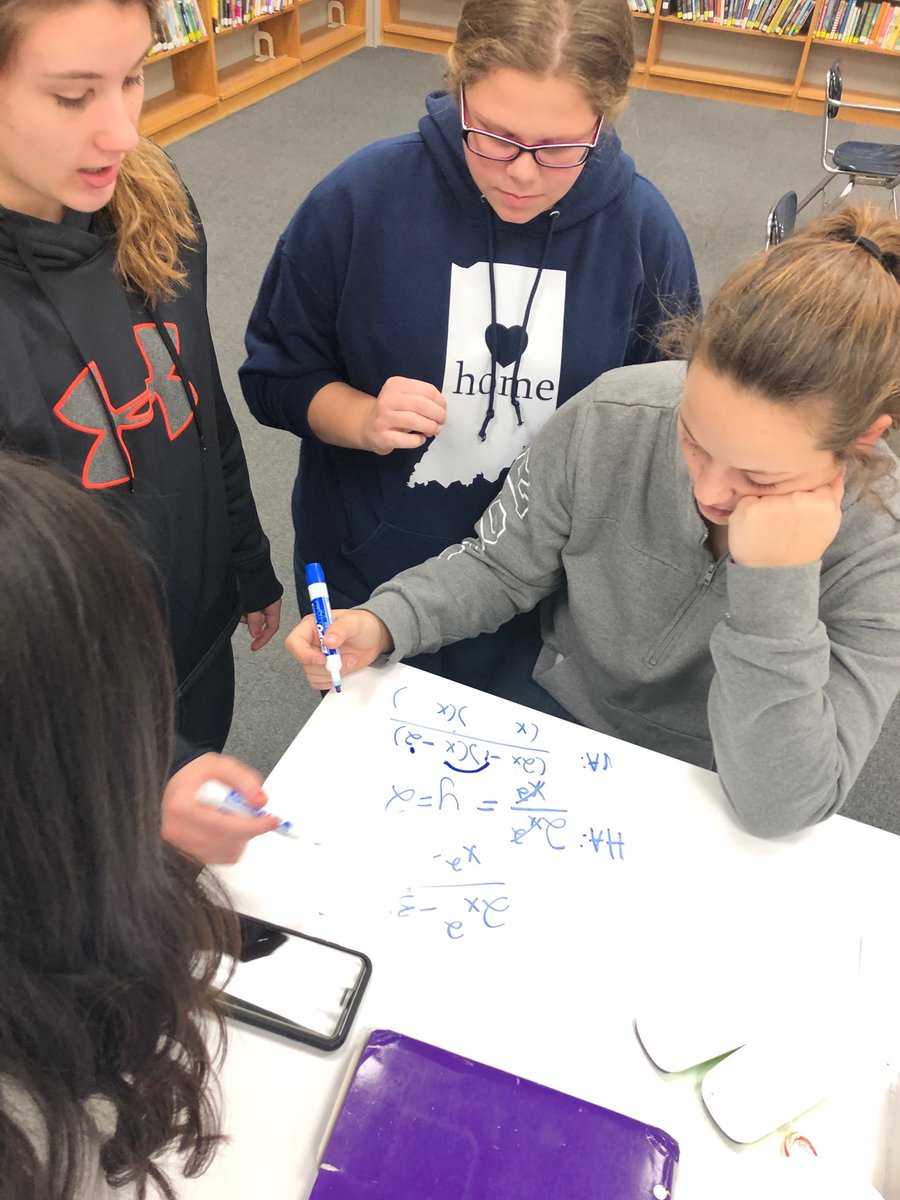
[195,780,299,840]
[306,561,343,693]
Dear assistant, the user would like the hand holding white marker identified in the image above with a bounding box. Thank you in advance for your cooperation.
[306,562,343,693]
[196,780,298,840]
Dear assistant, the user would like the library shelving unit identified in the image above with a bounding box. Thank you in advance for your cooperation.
[141,0,367,145]
[378,0,900,130]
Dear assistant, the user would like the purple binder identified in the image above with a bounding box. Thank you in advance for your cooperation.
[310,1029,679,1198]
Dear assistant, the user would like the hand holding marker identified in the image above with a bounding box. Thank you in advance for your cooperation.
[196,780,298,840]
[306,562,343,693]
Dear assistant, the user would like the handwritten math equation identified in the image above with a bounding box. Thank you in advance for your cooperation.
[386,687,626,940]
[396,843,510,941]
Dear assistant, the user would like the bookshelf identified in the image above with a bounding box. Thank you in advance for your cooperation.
[141,0,367,144]
[377,0,900,129]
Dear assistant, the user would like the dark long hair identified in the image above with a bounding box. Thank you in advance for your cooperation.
[0,454,237,1199]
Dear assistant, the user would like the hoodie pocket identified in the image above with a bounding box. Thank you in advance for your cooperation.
[343,520,458,590]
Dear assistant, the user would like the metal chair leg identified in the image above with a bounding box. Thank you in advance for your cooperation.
[822,178,856,215]
[796,175,832,213]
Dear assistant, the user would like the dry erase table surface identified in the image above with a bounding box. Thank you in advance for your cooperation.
[173,662,900,1200]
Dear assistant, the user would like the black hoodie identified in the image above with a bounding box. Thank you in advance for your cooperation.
[0,198,281,735]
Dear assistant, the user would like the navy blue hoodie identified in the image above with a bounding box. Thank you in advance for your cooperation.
[241,91,698,605]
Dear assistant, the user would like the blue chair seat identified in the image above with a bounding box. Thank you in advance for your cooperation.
[832,141,900,176]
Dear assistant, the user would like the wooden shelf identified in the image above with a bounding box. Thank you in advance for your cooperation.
[648,59,796,92]
[300,21,366,62]
[797,82,900,103]
[808,35,900,56]
[146,37,210,65]
[383,17,454,41]
[377,0,900,128]
[381,18,454,52]
[140,88,219,136]
[217,52,301,99]
[140,0,367,142]
[139,0,900,142]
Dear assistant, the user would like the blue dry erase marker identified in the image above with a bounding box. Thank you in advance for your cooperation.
[195,780,299,840]
[306,562,343,693]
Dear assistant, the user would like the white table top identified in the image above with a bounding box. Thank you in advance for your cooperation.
[171,663,900,1200]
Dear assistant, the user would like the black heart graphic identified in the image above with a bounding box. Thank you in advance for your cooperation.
[485,323,528,368]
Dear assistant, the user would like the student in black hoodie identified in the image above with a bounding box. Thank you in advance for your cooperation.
[0,0,283,864]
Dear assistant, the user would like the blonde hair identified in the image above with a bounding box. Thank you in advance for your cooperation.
[445,0,635,123]
[667,204,900,498]
[0,0,197,305]
[99,137,198,304]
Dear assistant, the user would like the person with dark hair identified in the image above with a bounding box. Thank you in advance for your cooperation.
[242,0,697,694]
[289,205,900,839]
[0,0,283,863]
[0,453,238,1200]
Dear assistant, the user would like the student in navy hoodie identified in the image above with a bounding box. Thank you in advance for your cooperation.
[0,0,283,864]
[241,0,698,693]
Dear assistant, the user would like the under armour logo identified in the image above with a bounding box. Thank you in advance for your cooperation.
[54,322,197,489]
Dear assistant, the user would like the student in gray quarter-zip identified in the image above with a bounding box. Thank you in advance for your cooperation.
[288,206,900,838]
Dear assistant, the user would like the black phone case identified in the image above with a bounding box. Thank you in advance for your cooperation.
[220,915,372,1052]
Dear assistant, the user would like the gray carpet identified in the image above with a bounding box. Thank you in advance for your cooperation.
[168,46,900,835]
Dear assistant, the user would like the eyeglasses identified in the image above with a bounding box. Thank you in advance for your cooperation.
[459,87,603,169]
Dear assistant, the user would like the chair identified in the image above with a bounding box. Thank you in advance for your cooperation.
[796,60,900,218]
[765,190,798,248]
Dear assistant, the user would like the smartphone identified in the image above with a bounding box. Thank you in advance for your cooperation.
[217,914,372,1051]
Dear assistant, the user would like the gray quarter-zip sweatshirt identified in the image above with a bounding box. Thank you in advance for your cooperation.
[364,360,900,837]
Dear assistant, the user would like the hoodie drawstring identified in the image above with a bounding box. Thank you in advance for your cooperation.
[150,309,207,452]
[478,202,560,442]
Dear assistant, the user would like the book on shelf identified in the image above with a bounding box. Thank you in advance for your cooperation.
[210,0,291,31]
[859,2,876,40]
[817,0,900,45]
[830,0,848,37]
[817,0,840,34]
[758,0,781,29]
[878,3,900,45]
[149,0,206,53]
[662,0,813,30]
[773,0,798,34]
[869,2,887,40]
[868,2,889,40]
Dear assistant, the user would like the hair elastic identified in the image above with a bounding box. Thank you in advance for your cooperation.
[839,232,900,279]
[851,234,885,263]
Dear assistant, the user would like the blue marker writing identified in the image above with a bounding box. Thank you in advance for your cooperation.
[306,562,343,693]
[195,780,299,840]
